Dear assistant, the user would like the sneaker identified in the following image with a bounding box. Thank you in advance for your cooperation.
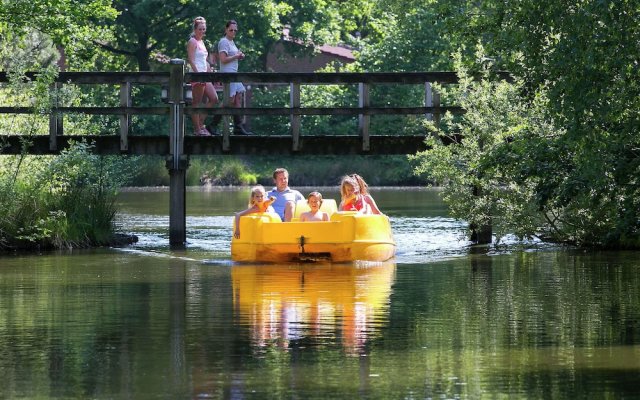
[196,127,212,136]
[233,124,253,135]
[206,124,221,136]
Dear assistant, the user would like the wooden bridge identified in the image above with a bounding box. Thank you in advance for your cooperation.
[0,61,508,246]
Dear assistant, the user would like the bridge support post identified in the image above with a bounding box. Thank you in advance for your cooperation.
[425,82,441,128]
[470,176,492,245]
[358,83,370,151]
[168,59,187,248]
[49,82,62,151]
[290,83,300,151]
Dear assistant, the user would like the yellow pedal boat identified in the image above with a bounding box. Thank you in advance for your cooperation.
[231,199,396,263]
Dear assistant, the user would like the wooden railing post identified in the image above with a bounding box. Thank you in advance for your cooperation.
[119,82,131,151]
[358,82,370,151]
[49,82,62,151]
[167,59,187,247]
[290,82,301,151]
[425,82,441,128]
[433,90,441,128]
[222,83,231,151]
[425,82,433,122]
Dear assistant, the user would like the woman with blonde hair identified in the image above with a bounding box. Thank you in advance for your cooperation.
[187,16,219,136]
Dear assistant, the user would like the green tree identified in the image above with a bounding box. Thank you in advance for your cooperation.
[91,0,199,71]
[0,0,117,69]
[411,61,550,243]
[432,0,640,247]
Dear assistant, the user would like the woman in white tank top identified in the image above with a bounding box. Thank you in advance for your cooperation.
[187,17,219,136]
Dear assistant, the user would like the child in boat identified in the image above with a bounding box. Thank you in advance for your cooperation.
[339,175,371,214]
[351,173,383,215]
[234,185,276,238]
[300,191,330,222]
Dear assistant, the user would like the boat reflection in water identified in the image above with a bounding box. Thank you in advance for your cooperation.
[231,262,396,354]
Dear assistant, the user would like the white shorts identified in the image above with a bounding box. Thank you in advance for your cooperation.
[230,82,245,97]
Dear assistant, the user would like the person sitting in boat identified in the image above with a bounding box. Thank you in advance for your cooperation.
[300,191,330,222]
[339,175,371,214]
[234,185,276,238]
[350,173,383,215]
[266,168,304,222]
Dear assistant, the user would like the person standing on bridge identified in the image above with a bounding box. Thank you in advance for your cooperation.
[207,20,253,135]
[187,16,219,136]
[267,168,304,222]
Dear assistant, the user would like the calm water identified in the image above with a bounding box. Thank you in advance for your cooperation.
[1,187,640,399]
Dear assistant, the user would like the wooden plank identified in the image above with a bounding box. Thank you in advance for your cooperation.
[188,71,459,84]
[433,91,441,127]
[57,72,169,84]
[425,82,433,121]
[186,106,464,116]
[3,70,512,85]
[119,82,131,151]
[168,60,185,167]
[222,83,231,151]
[49,82,62,151]
[0,72,168,84]
[290,83,300,151]
[358,83,370,152]
[188,71,512,84]
[0,106,166,115]
[0,135,429,155]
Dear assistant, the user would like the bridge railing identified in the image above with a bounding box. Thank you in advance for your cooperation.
[0,71,170,153]
[186,70,463,152]
[0,63,510,155]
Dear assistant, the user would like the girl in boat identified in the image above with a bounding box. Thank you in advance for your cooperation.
[350,174,383,215]
[300,191,330,222]
[234,185,276,238]
[339,175,371,214]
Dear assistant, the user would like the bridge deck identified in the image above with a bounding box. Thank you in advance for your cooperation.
[0,65,510,245]
[1,134,428,155]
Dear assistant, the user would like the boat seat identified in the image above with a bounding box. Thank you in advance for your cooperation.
[293,199,338,219]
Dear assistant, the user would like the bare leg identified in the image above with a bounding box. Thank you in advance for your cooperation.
[191,83,206,133]
[284,201,295,222]
[202,82,219,128]
[232,92,252,135]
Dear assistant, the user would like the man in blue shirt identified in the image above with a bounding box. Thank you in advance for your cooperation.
[266,168,304,221]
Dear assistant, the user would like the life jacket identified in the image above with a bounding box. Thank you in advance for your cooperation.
[257,196,276,213]
[341,195,365,212]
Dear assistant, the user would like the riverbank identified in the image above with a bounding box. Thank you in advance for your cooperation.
[128,155,428,187]
[0,233,138,254]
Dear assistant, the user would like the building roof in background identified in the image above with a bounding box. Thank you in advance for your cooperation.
[280,30,355,61]
[318,44,355,61]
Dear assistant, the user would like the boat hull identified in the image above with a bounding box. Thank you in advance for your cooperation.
[231,211,395,263]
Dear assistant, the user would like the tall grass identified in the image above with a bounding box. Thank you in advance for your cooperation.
[0,142,135,250]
